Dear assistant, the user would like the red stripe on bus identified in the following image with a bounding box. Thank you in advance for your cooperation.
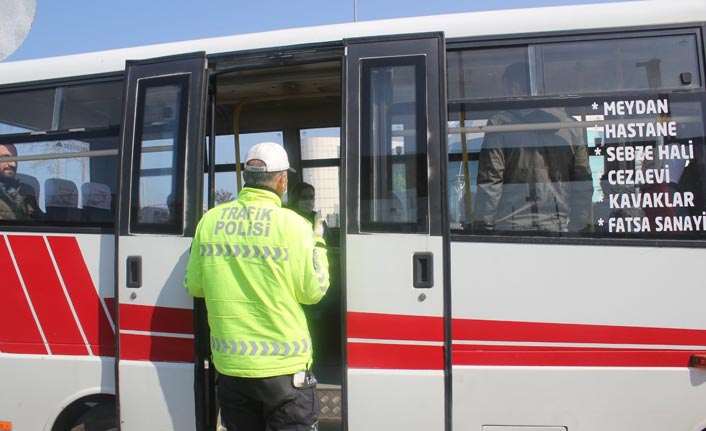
[0,235,47,354]
[347,312,443,342]
[120,333,194,362]
[8,235,88,355]
[119,303,194,335]
[348,342,443,370]
[452,318,706,347]
[48,236,115,357]
[452,348,706,367]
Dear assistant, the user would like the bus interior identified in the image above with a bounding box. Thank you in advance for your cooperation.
[208,50,345,386]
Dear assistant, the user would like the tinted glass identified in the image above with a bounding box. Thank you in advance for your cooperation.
[542,35,701,94]
[360,57,428,232]
[131,80,187,232]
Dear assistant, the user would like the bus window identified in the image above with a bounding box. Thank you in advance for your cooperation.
[447,33,706,240]
[0,88,55,134]
[360,57,428,232]
[204,131,283,208]
[299,127,340,228]
[447,47,530,100]
[542,34,701,94]
[0,82,121,225]
[130,79,188,233]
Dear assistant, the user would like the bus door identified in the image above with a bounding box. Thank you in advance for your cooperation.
[344,34,448,430]
[116,53,207,430]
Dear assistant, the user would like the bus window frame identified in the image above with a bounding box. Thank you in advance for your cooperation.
[359,55,429,234]
[0,77,123,234]
[128,74,189,235]
[445,25,706,248]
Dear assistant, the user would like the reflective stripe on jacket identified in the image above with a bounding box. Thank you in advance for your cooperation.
[185,186,329,377]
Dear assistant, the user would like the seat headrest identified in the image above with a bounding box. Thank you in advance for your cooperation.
[81,182,111,210]
[45,178,78,208]
[14,173,39,197]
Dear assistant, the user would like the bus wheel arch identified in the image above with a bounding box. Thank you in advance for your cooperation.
[51,394,116,431]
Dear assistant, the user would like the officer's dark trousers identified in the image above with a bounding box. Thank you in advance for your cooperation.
[217,372,318,431]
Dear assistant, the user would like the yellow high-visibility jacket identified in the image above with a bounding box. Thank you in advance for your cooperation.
[185,186,329,377]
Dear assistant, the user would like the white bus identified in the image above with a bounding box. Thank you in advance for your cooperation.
[1,1,706,430]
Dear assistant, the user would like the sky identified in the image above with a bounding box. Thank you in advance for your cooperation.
[5,0,624,62]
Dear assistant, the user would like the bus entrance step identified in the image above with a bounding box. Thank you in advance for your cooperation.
[318,384,342,421]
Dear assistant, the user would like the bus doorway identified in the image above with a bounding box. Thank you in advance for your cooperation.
[202,50,345,429]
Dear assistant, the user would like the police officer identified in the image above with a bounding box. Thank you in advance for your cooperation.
[185,142,329,431]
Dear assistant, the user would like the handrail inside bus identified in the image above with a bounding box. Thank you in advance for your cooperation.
[0,144,172,163]
[233,101,247,192]
[447,115,700,135]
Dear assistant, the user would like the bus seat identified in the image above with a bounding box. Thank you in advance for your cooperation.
[45,178,81,222]
[15,173,40,199]
[81,182,113,223]
[140,206,169,224]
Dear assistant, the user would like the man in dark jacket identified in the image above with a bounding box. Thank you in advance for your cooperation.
[473,63,593,233]
[0,143,39,220]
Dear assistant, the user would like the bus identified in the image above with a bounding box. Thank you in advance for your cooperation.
[1,0,706,430]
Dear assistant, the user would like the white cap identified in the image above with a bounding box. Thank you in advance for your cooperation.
[244,142,294,173]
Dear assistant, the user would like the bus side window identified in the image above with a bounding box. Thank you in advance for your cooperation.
[299,128,341,231]
[447,32,706,239]
[359,57,428,233]
[129,79,188,234]
[0,82,121,226]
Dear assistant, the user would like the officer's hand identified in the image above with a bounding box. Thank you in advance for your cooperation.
[314,218,326,239]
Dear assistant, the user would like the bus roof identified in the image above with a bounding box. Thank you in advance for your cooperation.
[0,0,704,86]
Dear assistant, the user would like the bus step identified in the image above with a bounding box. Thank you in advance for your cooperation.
[318,384,341,419]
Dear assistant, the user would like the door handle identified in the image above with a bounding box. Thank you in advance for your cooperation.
[413,252,433,289]
[126,256,142,288]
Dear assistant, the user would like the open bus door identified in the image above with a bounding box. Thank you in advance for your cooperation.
[344,34,449,430]
[116,52,208,430]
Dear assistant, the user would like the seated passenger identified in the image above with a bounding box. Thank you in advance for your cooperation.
[0,143,41,220]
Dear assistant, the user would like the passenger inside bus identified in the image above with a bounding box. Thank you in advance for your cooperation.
[472,62,594,233]
[0,143,42,220]
[286,181,330,242]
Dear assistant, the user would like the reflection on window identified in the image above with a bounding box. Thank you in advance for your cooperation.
[360,57,428,232]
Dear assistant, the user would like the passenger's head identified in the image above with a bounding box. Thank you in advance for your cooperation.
[289,182,316,214]
[243,142,293,198]
[0,143,18,182]
[501,62,530,97]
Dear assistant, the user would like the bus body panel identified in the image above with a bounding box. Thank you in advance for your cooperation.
[452,367,706,431]
[451,241,706,429]
[0,233,116,430]
[347,369,444,431]
[0,355,114,431]
[118,360,194,431]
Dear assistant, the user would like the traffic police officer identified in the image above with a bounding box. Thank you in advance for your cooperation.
[185,142,329,431]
